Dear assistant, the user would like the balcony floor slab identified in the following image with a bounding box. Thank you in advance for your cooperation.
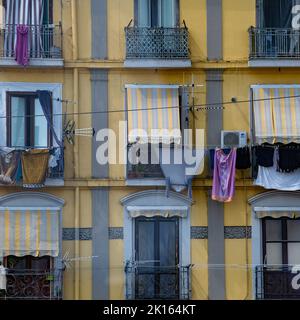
[249,59,300,68]
[124,59,192,69]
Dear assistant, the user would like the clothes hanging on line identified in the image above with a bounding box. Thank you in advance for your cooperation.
[209,148,231,171]
[255,149,300,191]
[252,143,275,167]
[15,24,29,66]
[0,148,21,185]
[277,142,300,173]
[21,149,50,188]
[212,148,237,203]
[236,146,251,170]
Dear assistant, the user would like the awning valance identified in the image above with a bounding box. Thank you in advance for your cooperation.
[254,206,300,219]
[0,208,59,257]
[126,85,181,144]
[252,86,300,143]
[126,205,188,218]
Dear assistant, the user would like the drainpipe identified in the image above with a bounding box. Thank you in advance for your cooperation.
[71,0,80,300]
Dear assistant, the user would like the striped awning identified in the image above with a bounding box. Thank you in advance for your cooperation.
[252,86,300,143]
[0,208,59,257]
[126,85,181,144]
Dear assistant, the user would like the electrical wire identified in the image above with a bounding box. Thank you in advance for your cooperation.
[0,93,300,120]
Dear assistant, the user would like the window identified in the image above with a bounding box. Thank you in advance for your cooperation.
[136,0,178,27]
[263,218,300,265]
[7,92,51,148]
[260,217,300,299]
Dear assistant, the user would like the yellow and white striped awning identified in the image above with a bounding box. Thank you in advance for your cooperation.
[0,208,59,257]
[126,85,181,144]
[252,85,300,143]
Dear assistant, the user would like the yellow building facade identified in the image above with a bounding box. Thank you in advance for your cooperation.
[0,0,299,301]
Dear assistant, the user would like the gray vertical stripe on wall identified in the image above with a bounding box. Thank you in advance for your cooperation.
[206,69,225,300]
[92,188,109,300]
[91,0,107,59]
[91,69,108,179]
[207,0,223,60]
[207,195,226,300]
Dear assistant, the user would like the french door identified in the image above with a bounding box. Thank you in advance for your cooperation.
[135,216,179,299]
[262,218,300,299]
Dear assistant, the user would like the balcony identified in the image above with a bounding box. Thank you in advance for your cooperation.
[0,147,64,188]
[256,265,300,300]
[125,262,191,300]
[124,25,191,68]
[0,269,63,300]
[0,24,63,67]
[249,27,300,67]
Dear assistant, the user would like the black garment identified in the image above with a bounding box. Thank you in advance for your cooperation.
[278,143,300,173]
[236,147,251,170]
[253,143,274,167]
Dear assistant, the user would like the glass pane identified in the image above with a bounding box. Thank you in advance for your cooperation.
[34,99,48,147]
[159,219,178,299]
[288,243,300,265]
[30,256,51,270]
[161,0,176,27]
[266,243,282,265]
[265,219,282,241]
[11,97,25,147]
[159,220,177,267]
[136,220,155,263]
[138,0,150,27]
[135,220,155,299]
[287,220,300,241]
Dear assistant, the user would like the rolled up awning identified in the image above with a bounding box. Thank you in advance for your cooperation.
[0,208,59,257]
[252,85,300,143]
[126,205,189,218]
[126,85,181,144]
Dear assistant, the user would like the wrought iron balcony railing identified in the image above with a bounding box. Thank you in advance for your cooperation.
[0,24,62,60]
[256,265,300,300]
[0,269,63,300]
[249,27,300,59]
[125,261,191,300]
[125,26,190,60]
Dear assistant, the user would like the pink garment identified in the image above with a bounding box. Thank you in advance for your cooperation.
[212,148,237,203]
[15,25,29,66]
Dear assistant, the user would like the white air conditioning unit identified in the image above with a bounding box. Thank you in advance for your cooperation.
[221,131,247,149]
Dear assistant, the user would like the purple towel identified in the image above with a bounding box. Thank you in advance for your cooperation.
[212,148,237,203]
[15,25,29,66]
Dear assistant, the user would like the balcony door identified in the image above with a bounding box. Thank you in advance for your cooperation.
[135,216,179,299]
[262,218,300,299]
[260,0,294,28]
[136,0,178,27]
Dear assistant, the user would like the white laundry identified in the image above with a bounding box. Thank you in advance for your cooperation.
[255,165,300,191]
[0,265,6,290]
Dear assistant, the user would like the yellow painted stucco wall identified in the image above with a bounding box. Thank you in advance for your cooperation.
[222,0,256,62]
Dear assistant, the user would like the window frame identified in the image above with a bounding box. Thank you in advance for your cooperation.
[6,91,52,148]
